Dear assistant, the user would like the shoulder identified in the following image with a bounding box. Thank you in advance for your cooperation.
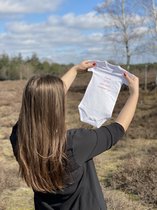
[9,122,18,160]
[10,122,18,141]
[66,127,98,154]
[67,127,97,143]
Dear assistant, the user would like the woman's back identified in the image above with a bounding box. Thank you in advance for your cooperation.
[10,120,124,210]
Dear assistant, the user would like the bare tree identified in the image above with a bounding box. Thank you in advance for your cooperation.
[152,0,157,33]
[97,0,147,69]
[150,0,157,60]
[148,0,157,36]
[140,0,157,56]
[149,0,157,56]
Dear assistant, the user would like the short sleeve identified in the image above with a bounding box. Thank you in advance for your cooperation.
[72,122,125,165]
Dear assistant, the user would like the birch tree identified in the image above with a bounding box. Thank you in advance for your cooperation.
[139,0,157,56]
[148,0,157,54]
[97,0,147,69]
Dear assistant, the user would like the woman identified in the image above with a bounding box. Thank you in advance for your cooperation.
[10,60,139,210]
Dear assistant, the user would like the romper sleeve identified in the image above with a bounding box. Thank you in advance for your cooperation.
[72,122,125,165]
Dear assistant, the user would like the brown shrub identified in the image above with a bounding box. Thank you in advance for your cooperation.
[104,155,157,207]
[104,189,149,210]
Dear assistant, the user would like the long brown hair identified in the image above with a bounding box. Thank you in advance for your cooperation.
[17,74,67,192]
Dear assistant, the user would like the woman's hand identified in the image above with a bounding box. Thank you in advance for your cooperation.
[124,72,139,96]
[115,73,139,131]
[74,60,96,72]
[61,60,96,94]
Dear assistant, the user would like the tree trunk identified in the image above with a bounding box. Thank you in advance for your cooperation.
[126,40,130,70]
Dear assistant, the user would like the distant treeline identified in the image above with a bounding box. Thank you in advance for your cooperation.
[0,53,73,80]
[122,63,157,73]
[0,53,157,80]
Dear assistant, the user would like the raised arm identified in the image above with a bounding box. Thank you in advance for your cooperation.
[115,72,139,131]
[61,61,95,94]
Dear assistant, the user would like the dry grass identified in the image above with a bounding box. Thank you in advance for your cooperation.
[104,189,151,210]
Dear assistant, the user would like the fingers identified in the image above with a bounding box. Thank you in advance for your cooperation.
[86,61,96,68]
[124,72,139,96]
[124,72,138,83]
[84,60,95,65]
[81,61,96,70]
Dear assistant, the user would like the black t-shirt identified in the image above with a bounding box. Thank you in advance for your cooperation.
[10,122,125,210]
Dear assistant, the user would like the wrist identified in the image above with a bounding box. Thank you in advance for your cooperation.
[72,65,79,72]
[129,91,139,99]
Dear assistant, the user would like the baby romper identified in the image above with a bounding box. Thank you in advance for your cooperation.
[78,60,133,128]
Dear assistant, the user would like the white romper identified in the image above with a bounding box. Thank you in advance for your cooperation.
[78,60,133,128]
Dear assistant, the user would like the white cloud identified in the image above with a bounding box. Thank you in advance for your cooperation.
[62,12,108,29]
[0,13,108,63]
[0,0,64,14]
[47,12,113,30]
[5,13,106,46]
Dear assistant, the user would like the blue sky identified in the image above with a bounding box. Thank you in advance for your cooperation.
[58,0,102,15]
[0,0,156,64]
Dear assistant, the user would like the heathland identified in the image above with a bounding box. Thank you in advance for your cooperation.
[0,68,157,210]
